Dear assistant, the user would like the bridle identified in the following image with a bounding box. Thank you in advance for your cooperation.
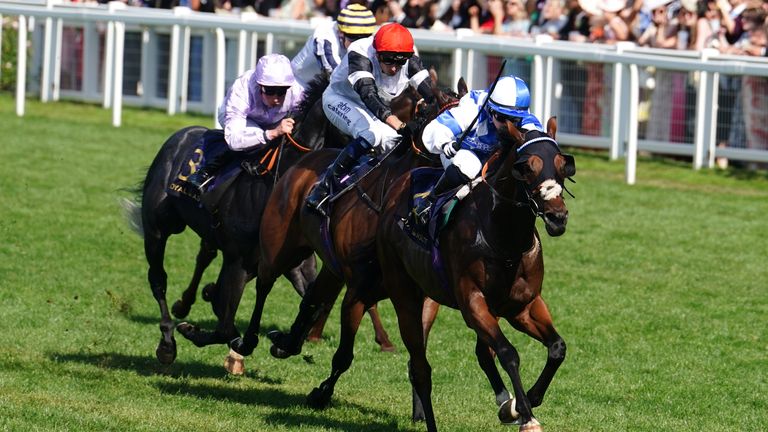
[479,134,570,217]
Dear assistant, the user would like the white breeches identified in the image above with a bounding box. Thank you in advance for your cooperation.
[323,91,401,152]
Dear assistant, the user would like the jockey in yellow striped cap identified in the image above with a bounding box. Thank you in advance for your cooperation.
[291,3,377,89]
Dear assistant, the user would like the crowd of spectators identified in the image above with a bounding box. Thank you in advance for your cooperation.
[76,0,768,164]
[102,0,767,58]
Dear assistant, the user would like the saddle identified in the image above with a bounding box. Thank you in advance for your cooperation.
[168,129,278,212]
[400,167,462,249]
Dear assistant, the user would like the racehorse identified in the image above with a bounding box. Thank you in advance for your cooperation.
[376,117,574,432]
[228,73,466,404]
[125,76,417,368]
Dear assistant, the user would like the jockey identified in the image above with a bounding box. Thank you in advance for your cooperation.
[413,75,545,225]
[187,53,303,190]
[306,22,436,214]
[290,2,377,89]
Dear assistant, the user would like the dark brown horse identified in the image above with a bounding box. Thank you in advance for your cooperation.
[228,77,466,391]
[125,76,416,371]
[377,118,574,432]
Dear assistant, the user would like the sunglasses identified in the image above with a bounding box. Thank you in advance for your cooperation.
[490,110,522,125]
[261,86,289,96]
[378,53,410,66]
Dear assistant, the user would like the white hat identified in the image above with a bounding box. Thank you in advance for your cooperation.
[680,0,698,12]
[601,0,626,12]
[644,0,674,11]
[578,0,603,15]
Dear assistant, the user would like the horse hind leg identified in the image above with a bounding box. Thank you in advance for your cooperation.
[144,231,176,365]
[367,303,395,352]
[172,239,217,319]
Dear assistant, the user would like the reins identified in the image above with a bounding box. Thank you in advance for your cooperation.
[410,99,460,159]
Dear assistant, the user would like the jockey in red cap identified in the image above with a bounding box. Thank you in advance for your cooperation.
[306,23,436,215]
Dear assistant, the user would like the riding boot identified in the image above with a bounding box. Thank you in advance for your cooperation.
[413,164,470,226]
[306,137,371,214]
[187,150,235,191]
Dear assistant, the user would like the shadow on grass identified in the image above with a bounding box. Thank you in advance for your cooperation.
[157,381,409,432]
[127,313,283,337]
[48,351,281,384]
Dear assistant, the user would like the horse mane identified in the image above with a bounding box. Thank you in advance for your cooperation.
[294,74,330,121]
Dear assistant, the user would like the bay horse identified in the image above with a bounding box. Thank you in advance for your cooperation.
[228,76,466,394]
[126,76,416,368]
[376,117,575,432]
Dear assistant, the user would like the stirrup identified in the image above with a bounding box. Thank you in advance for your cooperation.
[413,202,432,227]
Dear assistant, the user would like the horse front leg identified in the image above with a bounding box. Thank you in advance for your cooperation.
[145,233,176,365]
[177,257,247,348]
[268,266,344,359]
[510,296,566,409]
[411,297,440,422]
[172,239,217,319]
[306,289,367,409]
[459,284,541,432]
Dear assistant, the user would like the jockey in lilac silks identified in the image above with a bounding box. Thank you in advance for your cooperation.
[413,75,545,225]
[187,53,304,191]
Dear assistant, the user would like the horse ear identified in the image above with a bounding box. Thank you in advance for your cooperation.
[561,153,576,178]
[457,77,468,97]
[546,116,557,140]
[505,120,525,144]
[429,67,438,86]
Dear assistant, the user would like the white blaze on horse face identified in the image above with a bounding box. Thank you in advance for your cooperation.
[539,179,562,201]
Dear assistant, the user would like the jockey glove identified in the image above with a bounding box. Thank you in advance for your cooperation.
[440,141,458,158]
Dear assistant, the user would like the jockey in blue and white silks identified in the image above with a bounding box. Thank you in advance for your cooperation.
[186,53,303,190]
[306,22,436,215]
[414,75,545,224]
[290,3,376,89]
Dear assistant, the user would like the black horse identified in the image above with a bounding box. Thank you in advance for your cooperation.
[125,76,418,369]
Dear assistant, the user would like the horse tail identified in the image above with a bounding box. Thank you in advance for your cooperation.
[119,189,144,238]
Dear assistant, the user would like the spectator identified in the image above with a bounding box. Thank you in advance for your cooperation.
[474,0,532,36]
[439,0,482,29]
[530,0,569,38]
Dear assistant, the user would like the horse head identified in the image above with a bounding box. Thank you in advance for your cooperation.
[494,117,575,237]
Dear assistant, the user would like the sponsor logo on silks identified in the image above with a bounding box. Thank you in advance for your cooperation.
[177,148,204,182]
[326,102,352,127]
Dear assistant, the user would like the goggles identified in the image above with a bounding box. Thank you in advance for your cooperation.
[490,110,522,126]
[378,52,411,66]
[261,86,289,96]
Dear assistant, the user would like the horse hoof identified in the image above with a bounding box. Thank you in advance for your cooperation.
[230,335,256,357]
[306,387,331,409]
[176,322,206,347]
[270,344,295,359]
[224,349,245,375]
[201,283,216,302]
[171,299,191,319]
[519,418,542,432]
[379,342,396,352]
[156,337,177,365]
[498,398,520,425]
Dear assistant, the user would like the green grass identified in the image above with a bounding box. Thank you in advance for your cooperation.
[0,93,766,431]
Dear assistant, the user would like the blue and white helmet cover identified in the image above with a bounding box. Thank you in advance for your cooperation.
[486,75,531,119]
